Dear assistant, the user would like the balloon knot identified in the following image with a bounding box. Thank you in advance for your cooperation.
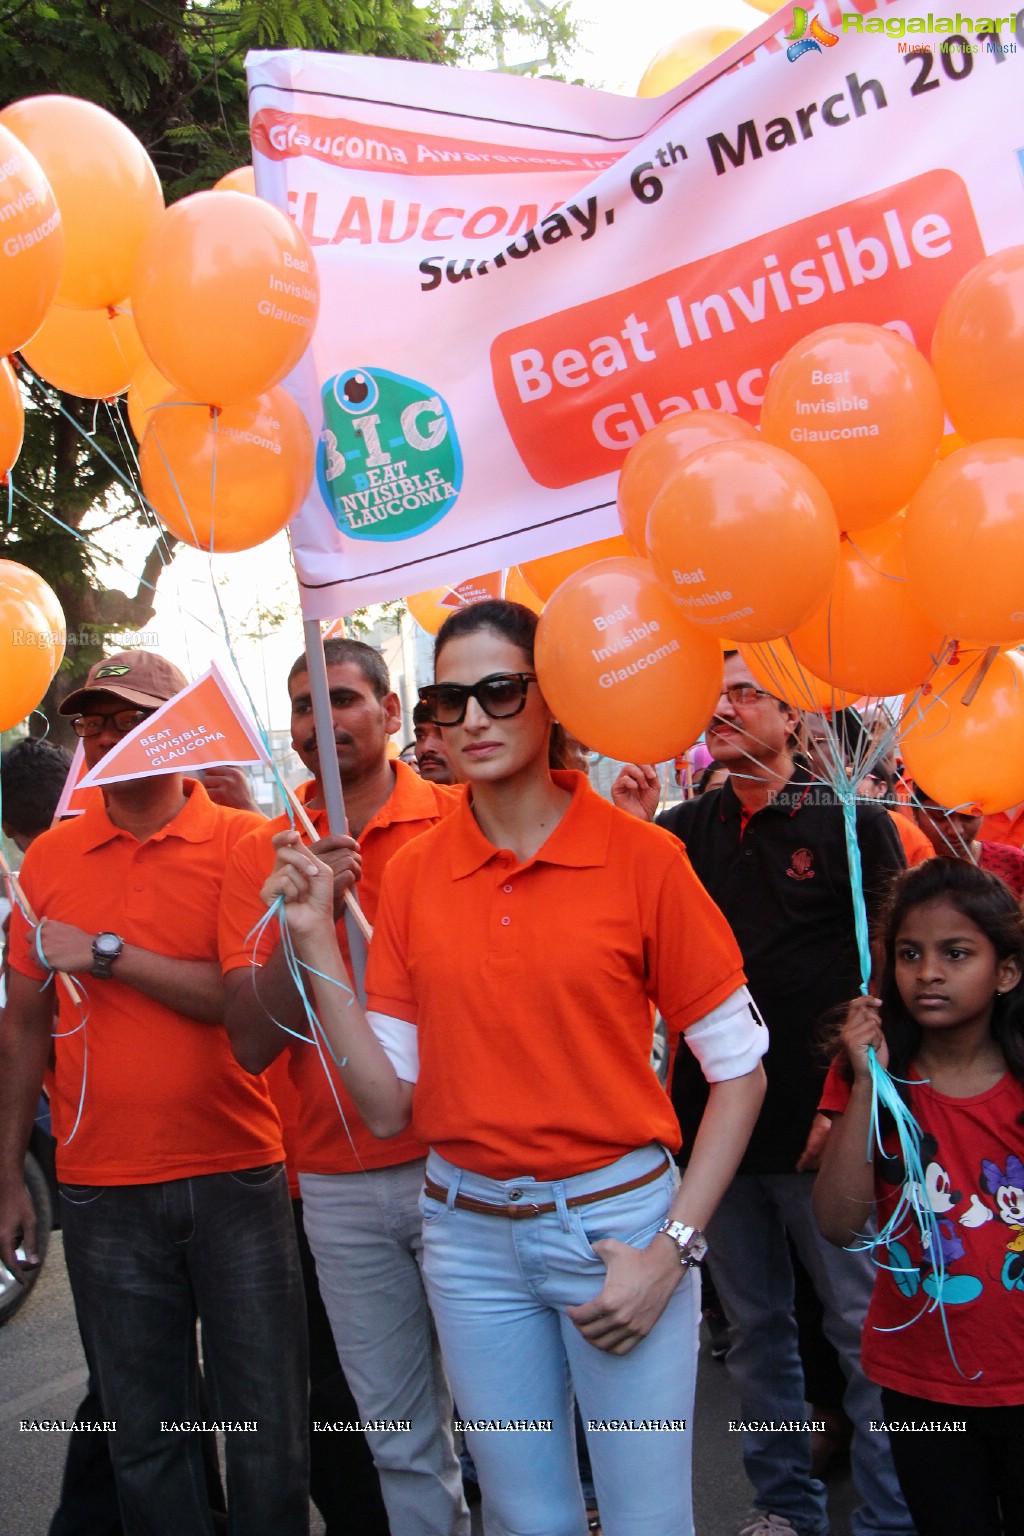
[209,405,222,420]
[948,642,960,666]
[839,529,849,542]
[920,683,933,697]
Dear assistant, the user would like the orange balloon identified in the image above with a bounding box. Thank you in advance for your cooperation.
[213,166,256,195]
[0,96,163,311]
[646,440,839,642]
[739,639,854,713]
[132,191,320,407]
[1,360,25,478]
[503,566,544,615]
[520,536,634,602]
[127,352,175,441]
[788,518,949,697]
[139,388,314,553]
[535,557,724,763]
[0,122,64,355]
[637,27,745,94]
[931,245,1024,442]
[0,558,66,668]
[20,303,143,399]
[760,323,945,532]
[617,411,759,553]
[900,648,1024,814]
[0,576,62,730]
[904,441,1024,648]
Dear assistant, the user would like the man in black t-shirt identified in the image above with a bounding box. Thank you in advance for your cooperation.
[615,653,912,1536]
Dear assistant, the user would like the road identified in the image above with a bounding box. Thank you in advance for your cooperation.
[0,1234,857,1536]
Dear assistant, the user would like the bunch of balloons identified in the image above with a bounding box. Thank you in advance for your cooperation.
[517,271,1024,805]
[0,95,318,556]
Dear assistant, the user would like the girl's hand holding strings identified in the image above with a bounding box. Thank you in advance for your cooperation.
[262,831,359,944]
[840,994,888,1081]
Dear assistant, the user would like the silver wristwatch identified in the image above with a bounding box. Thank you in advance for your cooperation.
[91,932,124,979]
[656,1219,708,1268]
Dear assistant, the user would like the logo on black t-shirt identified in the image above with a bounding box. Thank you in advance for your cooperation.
[786,848,815,881]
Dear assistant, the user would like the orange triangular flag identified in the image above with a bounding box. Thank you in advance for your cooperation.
[51,739,102,819]
[79,662,270,788]
[440,572,503,610]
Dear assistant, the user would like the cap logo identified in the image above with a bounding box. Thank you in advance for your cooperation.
[95,664,132,678]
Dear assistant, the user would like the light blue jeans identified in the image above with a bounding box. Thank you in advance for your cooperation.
[706,1171,915,1536]
[300,1160,470,1536]
[420,1145,699,1536]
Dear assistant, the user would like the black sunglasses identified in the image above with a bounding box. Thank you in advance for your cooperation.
[418,673,537,727]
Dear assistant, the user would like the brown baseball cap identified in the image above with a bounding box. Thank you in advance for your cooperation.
[58,651,189,716]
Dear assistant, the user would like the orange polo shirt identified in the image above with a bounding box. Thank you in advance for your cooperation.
[7,782,283,1185]
[366,770,747,1180]
[981,805,1024,849]
[219,761,459,1175]
[889,809,934,866]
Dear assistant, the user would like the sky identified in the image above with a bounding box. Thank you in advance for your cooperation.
[120,0,772,730]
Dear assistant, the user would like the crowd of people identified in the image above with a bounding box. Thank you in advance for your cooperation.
[0,607,1021,1536]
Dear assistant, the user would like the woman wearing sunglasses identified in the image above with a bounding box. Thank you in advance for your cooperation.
[264,599,767,1536]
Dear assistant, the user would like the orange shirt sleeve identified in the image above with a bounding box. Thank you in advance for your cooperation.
[643,833,747,1040]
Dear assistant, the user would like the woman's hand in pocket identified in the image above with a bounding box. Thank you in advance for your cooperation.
[566,1235,682,1355]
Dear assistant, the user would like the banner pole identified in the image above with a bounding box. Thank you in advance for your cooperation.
[302,615,369,997]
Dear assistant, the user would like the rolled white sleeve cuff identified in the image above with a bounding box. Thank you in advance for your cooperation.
[367,1011,419,1083]
[684,986,768,1082]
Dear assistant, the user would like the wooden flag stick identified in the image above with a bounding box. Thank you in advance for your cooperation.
[0,846,83,1006]
[282,784,374,945]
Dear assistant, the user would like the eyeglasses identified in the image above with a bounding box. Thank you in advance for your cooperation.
[72,708,150,738]
[418,673,537,727]
[717,684,775,708]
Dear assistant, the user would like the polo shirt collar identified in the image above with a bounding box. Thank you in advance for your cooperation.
[77,777,218,851]
[718,756,815,823]
[449,770,610,879]
[298,760,451,837]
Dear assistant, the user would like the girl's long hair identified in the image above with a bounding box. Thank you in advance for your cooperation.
[872,859,1024,1101]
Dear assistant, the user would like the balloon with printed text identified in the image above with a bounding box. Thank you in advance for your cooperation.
[1,360,25,479]
[931,245,1024,442]
[617,411,759,553]
[904,441,1024,648]
[139,388,314,553]
[759,323,945,531]
[646,439,839,641]
[788,517,949,697]
[0,95,162,311]
[900,648,1024,814]
[520,536,634,602]
[0,122,64,356]
[131,192,320,406]
[20,304,144,400]
[535,556,723,763]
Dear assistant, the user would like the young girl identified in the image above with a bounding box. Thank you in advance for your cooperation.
[264,599,767,1536]
[814,858,1024,1536]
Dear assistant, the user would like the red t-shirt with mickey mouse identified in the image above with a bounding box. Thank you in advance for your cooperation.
[820,1062,1024,1406]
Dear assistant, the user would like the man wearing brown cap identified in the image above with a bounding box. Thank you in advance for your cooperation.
[0,651,310,1536]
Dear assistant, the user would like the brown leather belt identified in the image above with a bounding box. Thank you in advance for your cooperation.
[422,1154,670,1220]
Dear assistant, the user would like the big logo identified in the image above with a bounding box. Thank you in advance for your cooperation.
[317,366,463,542]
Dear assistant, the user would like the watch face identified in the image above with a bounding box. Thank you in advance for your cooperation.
[95,933,122,956]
